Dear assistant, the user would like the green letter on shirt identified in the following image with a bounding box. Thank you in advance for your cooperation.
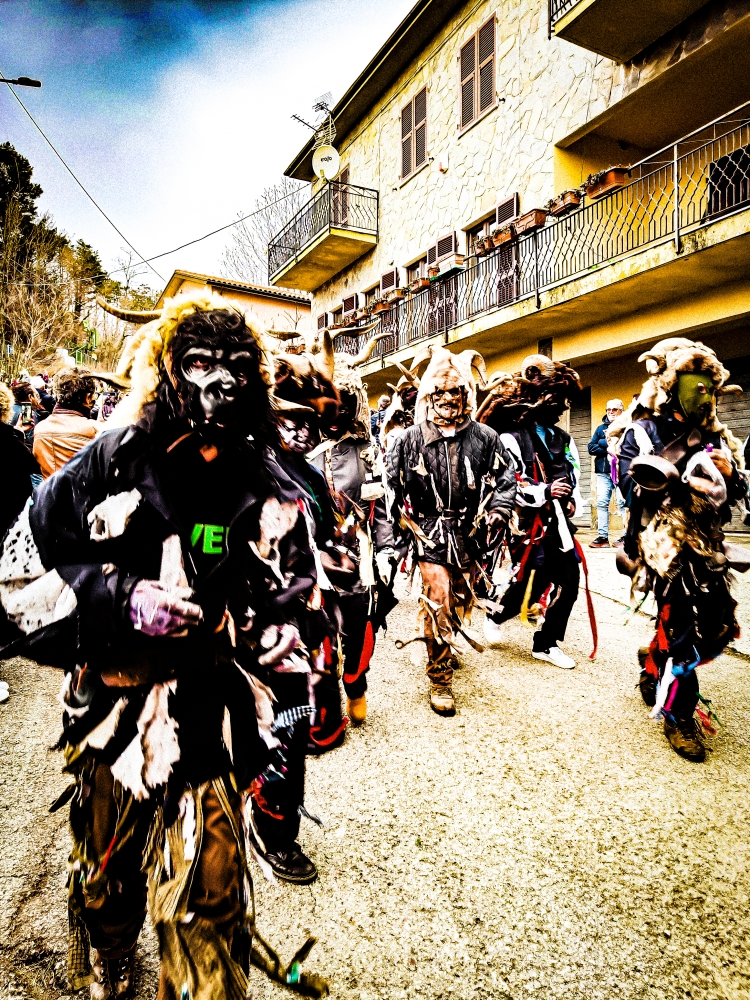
[203,524,224,555]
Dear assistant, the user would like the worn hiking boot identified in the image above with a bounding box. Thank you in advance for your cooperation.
[346,694,367,726]
[664,716,706,763]
[109,948,136,998]
[265,843,318,884]
[638,670,657,707]
[90,952,111,1000]
[429,681,456,716]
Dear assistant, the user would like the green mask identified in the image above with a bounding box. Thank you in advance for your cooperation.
[676,372,714,424]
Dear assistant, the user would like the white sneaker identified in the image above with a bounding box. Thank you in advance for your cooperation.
[0,681,8,704]
[483,617,504,647]
[532,645,576,669]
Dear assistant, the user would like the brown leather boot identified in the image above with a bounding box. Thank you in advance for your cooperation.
[427,658,456,716]
[346,694,367,726]
[664,716,706,763]
[90,952,111,1000]
[109,948,136,998]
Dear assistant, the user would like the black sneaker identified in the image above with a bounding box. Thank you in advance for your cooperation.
[637,670,657,707]
[589,537,610,548]
[265,843,318,884]
[664,716,706,763]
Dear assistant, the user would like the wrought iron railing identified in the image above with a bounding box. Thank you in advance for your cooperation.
[337,102,750,364]
[549,0,580,29]
[268,181,378,280]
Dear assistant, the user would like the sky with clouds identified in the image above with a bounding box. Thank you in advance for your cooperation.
[0,0,414,290]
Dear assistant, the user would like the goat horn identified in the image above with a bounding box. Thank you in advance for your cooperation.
[318,329,335,380]
[352,330,391,367]
[96,295,161,324]
[394,360,420,388]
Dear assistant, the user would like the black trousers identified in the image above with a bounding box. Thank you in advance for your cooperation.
[490,534,580,647]
[338,592,373,699]
[250,671,309,852]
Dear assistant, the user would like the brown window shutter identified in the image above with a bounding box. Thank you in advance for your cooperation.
[413,88,427,169]
[342,294,357,315]
[401,101,413,179]
[496,193,519,225]
[317,313,327,330]
[478,18,495,114]
[427,244,438,266]
[436,232,457,261]
[460,37,475,129]
[380,269,398,292]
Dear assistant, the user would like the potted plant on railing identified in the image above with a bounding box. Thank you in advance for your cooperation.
[409,276,431,293]
[490,221,517,246]
[473,234,492,256]
[545,190,581,217]
[583,165,630,200]
[514,208,548,235]
[372,296,391,314]
[428,264,441,279]
[343,313,358,328]
[386,286,408,304]
[354,305,371,321]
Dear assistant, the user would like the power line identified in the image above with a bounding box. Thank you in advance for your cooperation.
[105,188,304,278]
[0,71,165,282]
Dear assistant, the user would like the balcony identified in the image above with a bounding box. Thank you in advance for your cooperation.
[549,0,709,62]
[268,181,378,292]
[336,104,750,371]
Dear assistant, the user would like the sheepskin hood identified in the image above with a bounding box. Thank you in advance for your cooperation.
[106,293,269,429]
[414,345,487,423]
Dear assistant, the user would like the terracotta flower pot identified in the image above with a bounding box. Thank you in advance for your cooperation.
[409,277,431,292]
[387,288,406,303]
[372,300,390,314]
[548,190,581,217]
[428,265,440,278]
[514,209,548,235]
[491,223,516,246]
[584,167,630,200]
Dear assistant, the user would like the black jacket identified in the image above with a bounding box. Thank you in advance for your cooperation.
[0,407,318,792]
[387,418,516,563]
[587,416,612,475]
[0,422,38,540]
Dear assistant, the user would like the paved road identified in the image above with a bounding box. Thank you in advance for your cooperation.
[1,543,749,1000]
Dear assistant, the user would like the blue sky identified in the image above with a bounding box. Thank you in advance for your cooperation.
[0,0,413,289]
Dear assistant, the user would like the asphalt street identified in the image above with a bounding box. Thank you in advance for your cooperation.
[1,542,749,1000]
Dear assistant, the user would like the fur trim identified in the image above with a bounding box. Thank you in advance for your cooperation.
[107,293,268,429]
[635,338,744,465]
[0,381,14,424]
[110,680,179,800]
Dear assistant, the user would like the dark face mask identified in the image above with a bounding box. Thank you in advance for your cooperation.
[327,389,358,439]
[277,415,315,454]
[177,344,257,432]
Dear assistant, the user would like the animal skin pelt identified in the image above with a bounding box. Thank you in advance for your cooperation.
[110,680,179,800]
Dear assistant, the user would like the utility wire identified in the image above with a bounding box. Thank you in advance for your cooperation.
[105,188,303,278]
[0,71,165,282]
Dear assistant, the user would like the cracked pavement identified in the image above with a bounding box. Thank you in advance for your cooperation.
[1,541,749,999]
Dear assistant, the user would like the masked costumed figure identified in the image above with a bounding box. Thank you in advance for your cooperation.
[0,296,327,999]
[379,359,421,454]
[615,338,748,762]
[387,345,516,715]
[306,334,397,728]
[478,356,590,670]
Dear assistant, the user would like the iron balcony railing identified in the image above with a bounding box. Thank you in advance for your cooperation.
[268,181,379,280]
[336,101,750,365]
[548,0,579,29]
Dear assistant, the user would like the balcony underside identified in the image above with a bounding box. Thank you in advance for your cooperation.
[360,207,750,396]
[557,10,750,170]
[553,0,709,62]
[269,227,377,292]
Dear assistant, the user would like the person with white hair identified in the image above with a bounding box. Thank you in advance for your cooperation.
[587,397,626,547]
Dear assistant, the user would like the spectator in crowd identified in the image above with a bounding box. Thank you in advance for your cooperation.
[587,398,626,548]
[0,380,39,542]
[32,368,98,479]
[30,374,55,413]
[10,382,46,448]
[370,393,391,444]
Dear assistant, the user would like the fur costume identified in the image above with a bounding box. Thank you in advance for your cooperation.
[413,344,486,424]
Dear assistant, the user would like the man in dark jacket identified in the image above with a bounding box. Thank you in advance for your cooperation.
[387,346,516,716]
[478,357,586,670]
[0,298,326,1000]
[587,398,625,547]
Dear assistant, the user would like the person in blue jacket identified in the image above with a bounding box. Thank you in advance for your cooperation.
[587,398,626,547]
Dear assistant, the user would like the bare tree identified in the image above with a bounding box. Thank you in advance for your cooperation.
[220,177,307,285]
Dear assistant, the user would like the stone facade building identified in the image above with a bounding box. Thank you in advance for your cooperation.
[269,0,750,521]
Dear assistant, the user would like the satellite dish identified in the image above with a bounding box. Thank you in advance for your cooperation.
[312,144,341,181]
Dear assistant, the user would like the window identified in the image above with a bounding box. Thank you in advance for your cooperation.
[317,313,328,330]
[460,17,495,130]
[467,217,494,254]
[401,87,428,179]
[365,285,380,306]
[342,294,358,316]
[407,257,428,282]
[466,195,519,253]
